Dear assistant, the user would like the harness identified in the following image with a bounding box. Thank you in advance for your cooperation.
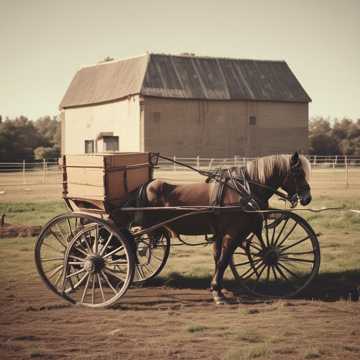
[208,167,261,211]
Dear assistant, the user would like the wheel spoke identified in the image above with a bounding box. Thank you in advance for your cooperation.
[47,264,64,279]
[233,258,262,267]
[281,250,315,256]
[272,266,278,281]
[99,234,114,256]
[93,225,99,254]
[277,262,300,279]
[107,259,128,265]
[67,218,74,237]
[100,270,117,294]
[104,267,125,281]
[80,273,91,303]
[91,274,96,304]
[68,261,85,265]
[66,267,85,279]
[69,254,86,262]
[41,257,65,262]
[136,265,145,279]
[240,261,264,280]
[73,241,90,256]
[54,268,64,287]
[280,235,312,253]
[272,217,289,247]
[276,221,298,248]
[248,242,262,252]
[280,256,314,264]
[49,230,67,249]
[103,245,124,259]
[68,273,88,290]
[42,241,64,253]
[96,273,106,302]
[274,264,290,282]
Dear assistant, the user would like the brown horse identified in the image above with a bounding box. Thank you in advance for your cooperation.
[130,152,311,304]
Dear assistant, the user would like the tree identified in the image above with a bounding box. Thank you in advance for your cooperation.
[0,117,44,161]
[34,116,60,147]
[34,145,60,160]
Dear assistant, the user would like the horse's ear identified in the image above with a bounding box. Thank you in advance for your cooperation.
[291,152,300,166]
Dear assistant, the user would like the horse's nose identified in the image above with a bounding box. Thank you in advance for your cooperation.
[300,193,312,206]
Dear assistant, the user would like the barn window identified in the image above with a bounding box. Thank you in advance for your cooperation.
[85,140,95,153]
[249,115,256,126]
[103,136,119,152]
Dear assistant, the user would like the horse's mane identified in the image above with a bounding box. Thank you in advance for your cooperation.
[246,154,311,184]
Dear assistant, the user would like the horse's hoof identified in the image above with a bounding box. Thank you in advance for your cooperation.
[211,290,229,305]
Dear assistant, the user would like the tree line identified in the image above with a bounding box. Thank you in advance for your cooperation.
[309,117,360,155]
[0,116,60,162]
[0,115,359,162]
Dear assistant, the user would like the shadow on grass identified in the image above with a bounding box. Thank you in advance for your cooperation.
[139,269,360,302]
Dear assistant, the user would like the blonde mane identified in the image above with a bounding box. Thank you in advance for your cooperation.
[246,154,311,184]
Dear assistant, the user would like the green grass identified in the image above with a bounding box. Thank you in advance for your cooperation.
[0,201,67,226]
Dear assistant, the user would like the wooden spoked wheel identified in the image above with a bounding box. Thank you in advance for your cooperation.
[131,227,171,283]
[61,220,135,308]
[35,213,97,299]
[35,213,135,307]
[230,210,320,298]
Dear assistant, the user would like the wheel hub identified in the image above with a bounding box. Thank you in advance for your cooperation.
[84,255,105,273]
[262,247,280,266]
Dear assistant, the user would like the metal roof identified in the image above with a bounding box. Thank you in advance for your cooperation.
[60,53,311,109]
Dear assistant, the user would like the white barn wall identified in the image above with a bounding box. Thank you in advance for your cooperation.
[62,96,141,154]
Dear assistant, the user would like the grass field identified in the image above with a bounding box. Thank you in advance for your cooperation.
[0,169,359,359]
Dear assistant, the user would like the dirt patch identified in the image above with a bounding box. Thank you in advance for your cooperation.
[1,273,360,360]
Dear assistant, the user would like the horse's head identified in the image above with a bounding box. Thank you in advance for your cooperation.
[281,152,312,206]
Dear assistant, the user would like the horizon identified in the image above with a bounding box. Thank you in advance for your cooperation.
[0,0,359,120]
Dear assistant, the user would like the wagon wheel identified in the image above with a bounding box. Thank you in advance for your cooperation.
[35,213,98,299]
[61,220,135,308]
[230,210,320,298]
[130,227,171,284]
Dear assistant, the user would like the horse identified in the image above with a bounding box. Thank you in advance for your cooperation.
[126,152,312,304]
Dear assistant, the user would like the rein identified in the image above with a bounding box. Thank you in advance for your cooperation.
[154,154,295,206]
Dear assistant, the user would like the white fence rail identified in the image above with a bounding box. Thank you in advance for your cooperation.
[158,155,360,171]
[0,156,359,190]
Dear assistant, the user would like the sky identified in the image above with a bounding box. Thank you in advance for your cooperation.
[0,0,359,120]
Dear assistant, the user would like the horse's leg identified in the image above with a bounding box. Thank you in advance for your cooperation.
[211,234,224,304]
[211,229,253,305]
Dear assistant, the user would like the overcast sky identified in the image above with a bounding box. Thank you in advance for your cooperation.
[0,0,359,120]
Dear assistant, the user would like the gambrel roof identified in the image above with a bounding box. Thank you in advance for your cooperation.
[60,53,311,109]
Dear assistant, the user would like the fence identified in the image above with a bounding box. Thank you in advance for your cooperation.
[0,155,359,200]
[158,155,360,171]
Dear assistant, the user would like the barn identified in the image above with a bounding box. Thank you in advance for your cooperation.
[59,53,311,157]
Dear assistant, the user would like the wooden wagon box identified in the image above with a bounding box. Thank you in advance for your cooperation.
[63,152,153,212]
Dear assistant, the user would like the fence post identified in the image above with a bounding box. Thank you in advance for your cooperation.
[196,155,200,170]
[43,159,46,183]
[234,155,237,167]
[208,158,214,170]
[173,155,176,172]
[345,155,349,188]
[22,160,26,185]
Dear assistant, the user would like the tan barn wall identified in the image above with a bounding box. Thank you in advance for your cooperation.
[247,101,309,156]
[143,97,308,157]
[62,96,141,154]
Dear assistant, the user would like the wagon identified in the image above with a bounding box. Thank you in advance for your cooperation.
[35,152,320,308]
